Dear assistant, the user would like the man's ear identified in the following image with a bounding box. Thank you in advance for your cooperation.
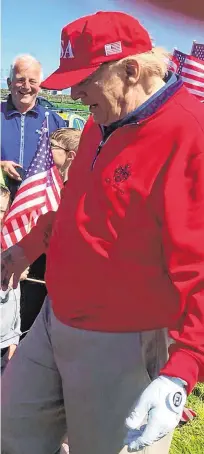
[7,78,11,89]
[125,60,140,85]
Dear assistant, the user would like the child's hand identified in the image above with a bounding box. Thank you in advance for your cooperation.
[20,267,30,281]
[1,245,29,290]
[7,344,17,360]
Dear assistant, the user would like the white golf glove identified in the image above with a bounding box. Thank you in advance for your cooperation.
[1,244,29,290]
[125,375,187,452]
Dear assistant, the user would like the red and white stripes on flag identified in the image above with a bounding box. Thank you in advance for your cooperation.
[181,55,204,100]
[1,116,63,250]
[168,49,204,101]
[105,41,122,56]
[1,166,62,250]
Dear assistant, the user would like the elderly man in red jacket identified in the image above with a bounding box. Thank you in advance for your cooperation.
[1,11,204,454]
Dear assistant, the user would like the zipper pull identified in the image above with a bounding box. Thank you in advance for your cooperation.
[91,140,104,170]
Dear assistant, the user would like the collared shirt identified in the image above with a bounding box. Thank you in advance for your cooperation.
[1,95,66,170]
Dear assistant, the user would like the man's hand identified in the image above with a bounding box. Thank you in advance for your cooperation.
[1,245,29,290]
[1,160,22,180]
[125,375,187,452]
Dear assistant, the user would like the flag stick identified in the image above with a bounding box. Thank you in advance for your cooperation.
[25,277,46,285]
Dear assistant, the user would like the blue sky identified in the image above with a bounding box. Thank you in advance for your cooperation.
[1,0,204,87]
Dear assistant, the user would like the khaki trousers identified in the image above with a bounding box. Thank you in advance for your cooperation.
[2,297,172,454]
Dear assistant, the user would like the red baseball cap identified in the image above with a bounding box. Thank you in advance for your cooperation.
[41,11,152,90]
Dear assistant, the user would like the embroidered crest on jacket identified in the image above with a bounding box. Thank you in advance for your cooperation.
[114,164,131,183]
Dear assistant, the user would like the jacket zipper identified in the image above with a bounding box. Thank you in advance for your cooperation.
[91,121,141,171]
[19,114,25,166]
[91,140,105,170]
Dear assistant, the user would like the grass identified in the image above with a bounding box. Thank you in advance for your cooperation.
[170,383,204,454]
[52,102,89,119]
[52,101,89,112]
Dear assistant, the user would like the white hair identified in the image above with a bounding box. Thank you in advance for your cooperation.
[108,47,170,80]
[9,54,43,81]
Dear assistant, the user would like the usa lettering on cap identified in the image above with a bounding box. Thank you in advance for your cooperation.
[61,40,74,59]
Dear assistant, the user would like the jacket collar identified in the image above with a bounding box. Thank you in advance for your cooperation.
[101,72,183,141]
[6,94,40,117]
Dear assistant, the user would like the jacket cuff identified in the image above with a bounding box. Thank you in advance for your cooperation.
[159,349,199,394]
[11,335,20,345]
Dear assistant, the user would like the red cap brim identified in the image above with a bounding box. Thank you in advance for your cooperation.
[41,65,100,90]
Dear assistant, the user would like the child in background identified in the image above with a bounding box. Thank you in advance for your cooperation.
[0,185,29,370]
[50,127,82,182]
[20,128,82,339]
[0,185,10,221]
[50,128,82,454]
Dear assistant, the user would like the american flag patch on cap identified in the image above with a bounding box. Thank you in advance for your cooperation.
[105,41,122,56]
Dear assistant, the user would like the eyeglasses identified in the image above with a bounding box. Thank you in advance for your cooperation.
[51,144,68,152]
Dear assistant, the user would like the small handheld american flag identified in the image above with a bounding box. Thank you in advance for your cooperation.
[168,50,186,75]
[168,48,204,101]
[1,114,63,250]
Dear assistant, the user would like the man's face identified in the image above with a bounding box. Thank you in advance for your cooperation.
[71,63,128,126]
[8,62,41,111]
[0,193,10,222]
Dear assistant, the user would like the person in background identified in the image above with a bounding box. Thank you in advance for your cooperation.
[1,54,66,179]
[50,127,82,182]
[50,127,81,454]
[0,185,28,371]
[1,11,204,454]
[0,54,66,334]
[0,185,10,221]
[20,127,82,335]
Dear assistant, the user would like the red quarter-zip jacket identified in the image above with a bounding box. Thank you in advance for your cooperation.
[20,86,204,392]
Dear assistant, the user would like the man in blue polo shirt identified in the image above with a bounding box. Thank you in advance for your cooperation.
[1,54,66,334]
[1,54,65,180]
